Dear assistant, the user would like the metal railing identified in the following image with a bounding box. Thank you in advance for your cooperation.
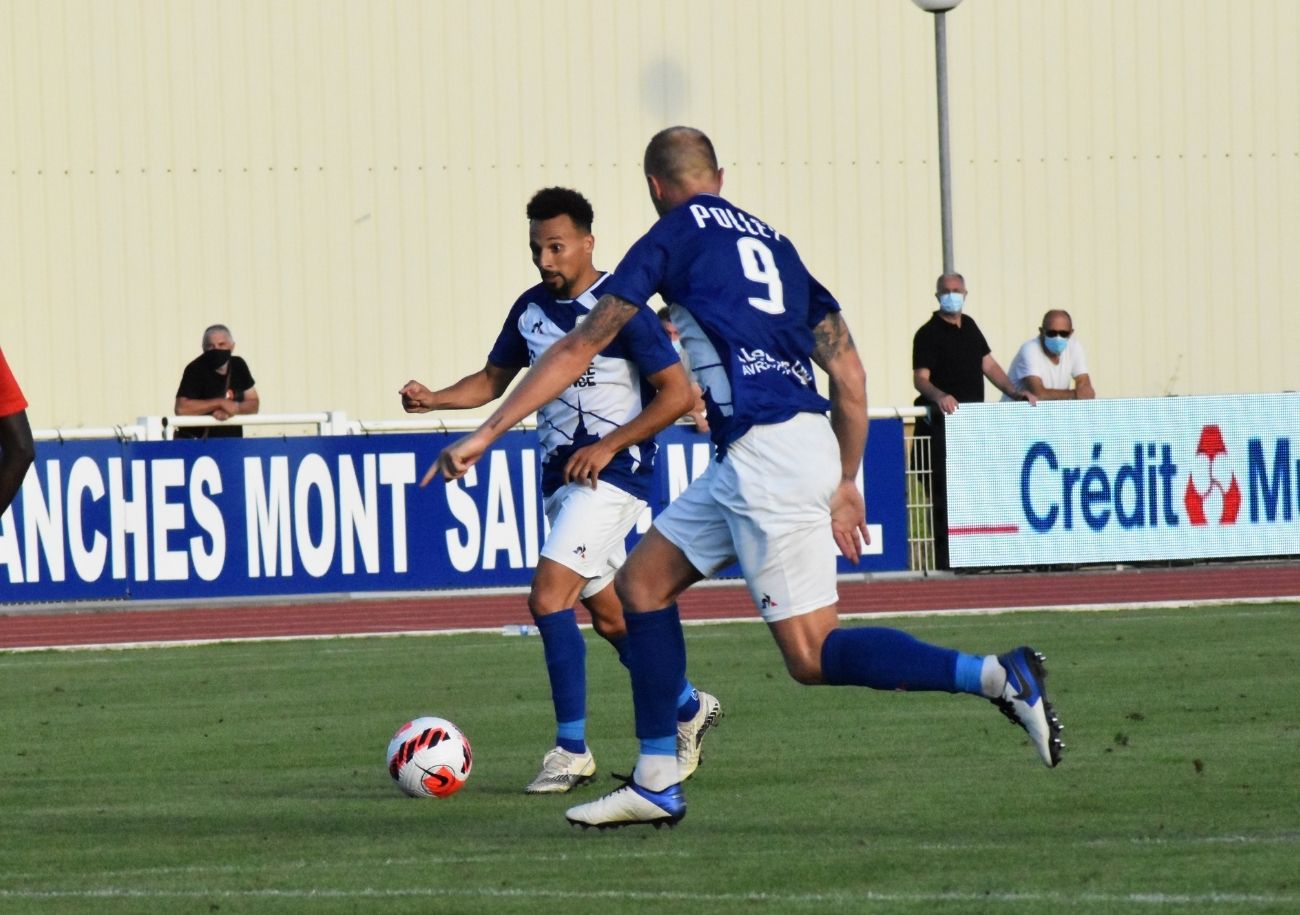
[906,427,936,573]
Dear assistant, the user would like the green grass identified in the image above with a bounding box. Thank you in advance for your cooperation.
[1,604,1298,914]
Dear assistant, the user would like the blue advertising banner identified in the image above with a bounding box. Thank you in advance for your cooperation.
[944,395,1300,568]
[1,420,908,603]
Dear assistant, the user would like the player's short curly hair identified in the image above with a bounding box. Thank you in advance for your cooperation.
[526,187,594,233]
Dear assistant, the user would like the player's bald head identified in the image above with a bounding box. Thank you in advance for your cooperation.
[643,127,723,214]
[644,127,719,184]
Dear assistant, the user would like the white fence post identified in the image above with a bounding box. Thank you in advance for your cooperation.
[137,416,167,441]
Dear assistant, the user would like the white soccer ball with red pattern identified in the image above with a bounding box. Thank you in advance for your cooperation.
[386,716,473,798]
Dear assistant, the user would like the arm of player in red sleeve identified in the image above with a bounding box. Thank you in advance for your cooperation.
[0,409,35,516]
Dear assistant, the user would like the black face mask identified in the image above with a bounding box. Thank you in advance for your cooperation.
[201,348,232,371]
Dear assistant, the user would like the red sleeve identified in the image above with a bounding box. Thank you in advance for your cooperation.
[0,348,28,417]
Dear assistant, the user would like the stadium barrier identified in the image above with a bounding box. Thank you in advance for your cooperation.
[1,409,924,605]
[944,394,1300,568]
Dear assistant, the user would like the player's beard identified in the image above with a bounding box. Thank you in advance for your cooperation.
[541,272,570,297]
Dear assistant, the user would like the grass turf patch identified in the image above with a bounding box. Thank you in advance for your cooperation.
[1,603,1297,914]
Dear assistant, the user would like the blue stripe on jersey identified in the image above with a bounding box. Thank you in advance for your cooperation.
[603,194,839,455]
[486,272,678,500]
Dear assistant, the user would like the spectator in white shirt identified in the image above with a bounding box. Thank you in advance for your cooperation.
[1005,310,1096,401]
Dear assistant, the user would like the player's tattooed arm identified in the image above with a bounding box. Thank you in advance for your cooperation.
[810,310,871,560]
[810,311,859,372]
[577,295,639,348]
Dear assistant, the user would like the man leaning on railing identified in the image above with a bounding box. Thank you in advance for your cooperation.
[173,324,260,439]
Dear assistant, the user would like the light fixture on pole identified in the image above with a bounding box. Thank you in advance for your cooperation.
[911,0,963,274]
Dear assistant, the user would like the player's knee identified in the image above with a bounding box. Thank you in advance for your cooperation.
[774,639,826,681]
[783,653,825,686]
[614,566,655,613]
[787,666,824,686]
[526,589,562,618]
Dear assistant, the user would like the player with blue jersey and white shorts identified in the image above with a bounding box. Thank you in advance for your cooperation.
[434,132,1063,830]
[402,187,721,795]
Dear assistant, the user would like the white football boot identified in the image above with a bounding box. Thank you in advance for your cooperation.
[523,746,596,794]
[677,690,723,780]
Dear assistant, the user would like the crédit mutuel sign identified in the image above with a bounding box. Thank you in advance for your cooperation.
[944,394,1300,567]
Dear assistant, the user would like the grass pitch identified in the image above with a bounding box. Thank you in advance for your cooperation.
[1,602,1297,914]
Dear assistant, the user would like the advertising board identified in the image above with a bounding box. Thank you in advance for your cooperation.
[945,395,1300,567]
[1,420,908,602]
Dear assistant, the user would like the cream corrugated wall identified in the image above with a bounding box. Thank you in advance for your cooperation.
[3,0,1297,430]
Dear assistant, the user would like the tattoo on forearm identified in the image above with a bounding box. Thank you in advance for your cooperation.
[812,312,858,367]
[578,295,638,345]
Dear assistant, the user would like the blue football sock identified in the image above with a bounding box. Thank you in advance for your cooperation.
[625,605,685,754]
[820,626,962,692]
[676,681,700,722]
[953,652,986,695]
[621,636,695,721]
[609,635,631,669]
[535,609,587,753]
[555,718,586,753]
[610,636,698,721]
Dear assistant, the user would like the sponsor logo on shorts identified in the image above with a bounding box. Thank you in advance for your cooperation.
[760,593,778,610]
[573,544,587,559]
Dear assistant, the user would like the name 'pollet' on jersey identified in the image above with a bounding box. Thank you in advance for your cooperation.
[603,194,840,457]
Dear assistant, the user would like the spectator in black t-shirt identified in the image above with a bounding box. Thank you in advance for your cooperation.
[911,274,1031,568]
[173,324,259,439]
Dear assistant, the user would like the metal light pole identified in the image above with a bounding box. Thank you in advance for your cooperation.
[912,0,964,274]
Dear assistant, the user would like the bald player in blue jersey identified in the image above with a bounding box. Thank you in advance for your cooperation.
[435,131,1064,829]
[403,187,721,795]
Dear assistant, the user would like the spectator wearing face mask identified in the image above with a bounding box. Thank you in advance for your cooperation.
[912,273,1031,569]
[1004,310,1095,401]
[173,324,259,439]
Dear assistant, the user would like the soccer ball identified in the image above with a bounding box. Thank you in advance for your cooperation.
[386,716,473,798]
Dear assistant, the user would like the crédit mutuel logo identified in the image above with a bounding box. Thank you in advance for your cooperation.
[1019,423,1295,533]
[1183,425,1240,526]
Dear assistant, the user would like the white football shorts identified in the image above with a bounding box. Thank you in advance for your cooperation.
[654,411,841,623]
[541,480,647,600]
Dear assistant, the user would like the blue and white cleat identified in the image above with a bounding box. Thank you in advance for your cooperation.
[565,775,685,830]
[992,646,1064,768]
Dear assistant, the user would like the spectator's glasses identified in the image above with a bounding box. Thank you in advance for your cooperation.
[1042,328,1073,338]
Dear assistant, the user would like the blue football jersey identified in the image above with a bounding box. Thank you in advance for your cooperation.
[603,193,839,454]
[487,272,679,499]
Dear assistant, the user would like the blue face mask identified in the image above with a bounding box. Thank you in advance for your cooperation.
[937,292,964,314]
[1043,335,1069,356]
